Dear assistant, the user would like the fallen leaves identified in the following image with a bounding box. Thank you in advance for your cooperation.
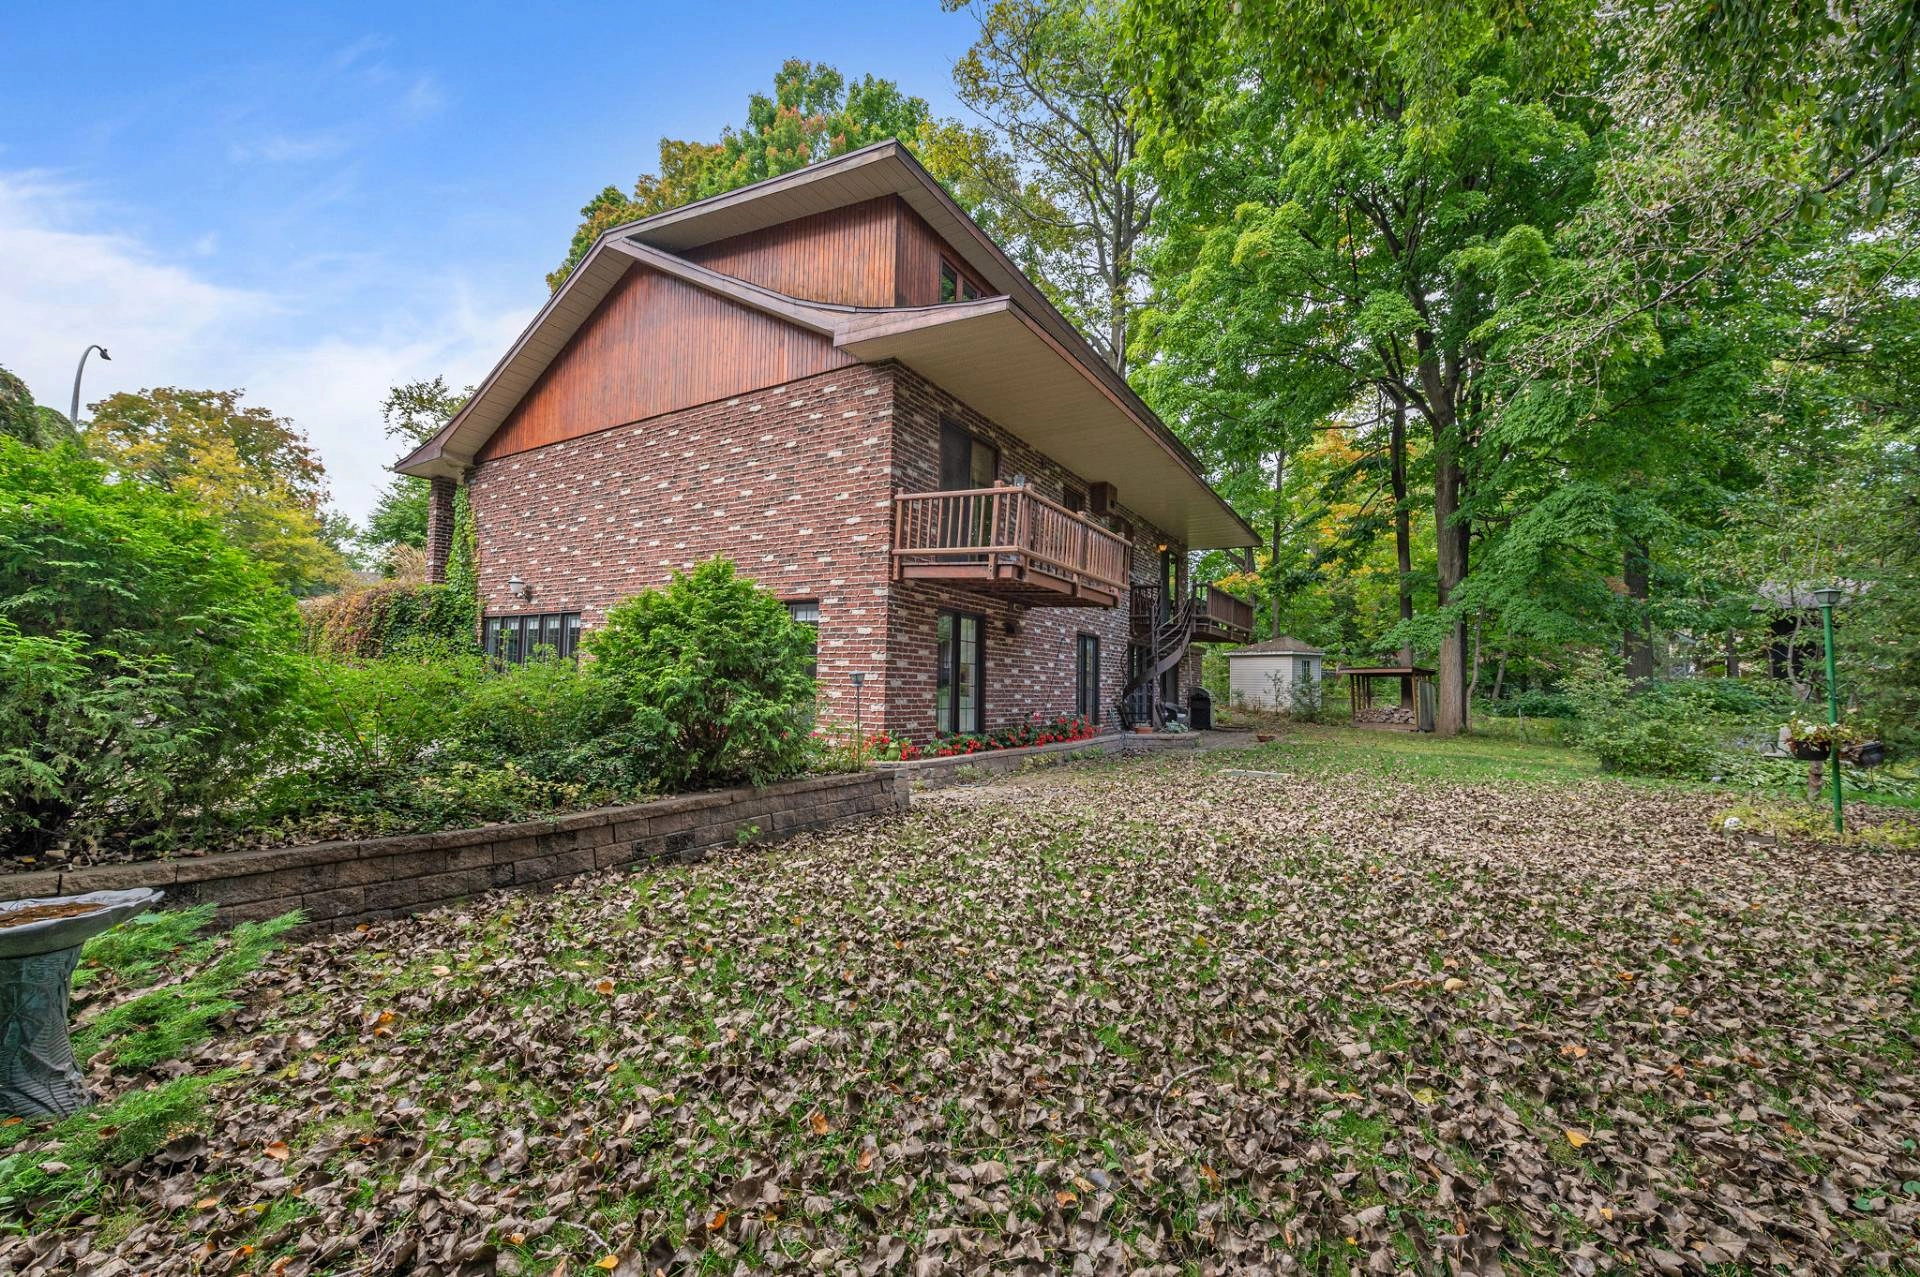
[13,752,1919,1275]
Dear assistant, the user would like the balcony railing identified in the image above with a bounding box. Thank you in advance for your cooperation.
[1132,582,1255,643]
[1196,584,1255,641]
[892,486,1130,608]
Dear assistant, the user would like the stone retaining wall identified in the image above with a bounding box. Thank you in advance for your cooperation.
[5,771,908,936]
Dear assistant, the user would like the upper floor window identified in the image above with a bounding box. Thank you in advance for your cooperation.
[484,612,581,664]
[1063,486,1087,514]
[939,258,980,304]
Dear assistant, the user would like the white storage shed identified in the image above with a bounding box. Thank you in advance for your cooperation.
[1224,637,1326,710]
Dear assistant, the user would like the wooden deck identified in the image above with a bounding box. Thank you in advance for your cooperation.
[1191,585,1254,643]
[1131,583,1255,644]
[892,487,1129,607]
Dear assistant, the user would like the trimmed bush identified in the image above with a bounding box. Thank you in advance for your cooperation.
[0,441,303,856]
[589,558,817,789]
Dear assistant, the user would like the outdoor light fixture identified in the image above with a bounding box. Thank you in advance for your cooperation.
[850,671,867,766]
[1809,586,1845,609]
[507,574,533,603]
[69,344,111,425]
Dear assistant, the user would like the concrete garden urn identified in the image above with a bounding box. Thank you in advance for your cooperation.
[0,889,162,1119]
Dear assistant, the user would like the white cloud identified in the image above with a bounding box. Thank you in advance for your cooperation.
[227,132,349,165]
[0,170,529,522]
[400,76,445,123]
[327,34,392,74]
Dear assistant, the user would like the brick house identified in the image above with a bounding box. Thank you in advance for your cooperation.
[396,141,1256,741]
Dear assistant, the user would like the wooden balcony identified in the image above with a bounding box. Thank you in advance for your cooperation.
[1131,583,1255,643]
[892,487,1130,608]
[1192,584,1255,643]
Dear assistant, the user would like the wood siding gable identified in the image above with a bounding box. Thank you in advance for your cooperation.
[684,196,900,307]
[894,202,991,307]
[478,264,855,462]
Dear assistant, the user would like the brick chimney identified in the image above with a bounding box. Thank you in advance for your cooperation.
[424,476,457,584]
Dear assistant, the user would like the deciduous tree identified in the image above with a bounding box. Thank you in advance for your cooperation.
[549,61,942,290]
[84,387,349,595]
[941,0,1153,373]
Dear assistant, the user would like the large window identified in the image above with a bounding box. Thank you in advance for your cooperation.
[1076,633,1100,722]
[787,599,820,678]
[483,612,581,664]
[935,610,984,734]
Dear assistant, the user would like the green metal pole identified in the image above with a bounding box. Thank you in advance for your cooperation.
[1820,602,1843,834]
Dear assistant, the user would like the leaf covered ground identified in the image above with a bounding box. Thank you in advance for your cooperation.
[16,741,1920,1275]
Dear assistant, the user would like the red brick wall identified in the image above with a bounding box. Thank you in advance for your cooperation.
[463,360,1188,741]
[466,364,900,727]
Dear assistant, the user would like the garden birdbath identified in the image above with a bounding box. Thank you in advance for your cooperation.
[0,889,162,1119]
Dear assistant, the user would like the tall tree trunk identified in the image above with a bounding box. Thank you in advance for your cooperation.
[1390,394,1414,707]
[1269,443,1287,640]
[1433,448,1469,736]
[1623,536,1654,685]
[1724,629,1740,678]
[1491,653,1507,703]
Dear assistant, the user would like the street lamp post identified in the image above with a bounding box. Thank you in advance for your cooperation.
[69,345,111,425]
[1809,586,1846,835]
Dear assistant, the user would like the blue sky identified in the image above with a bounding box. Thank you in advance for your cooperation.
[0,2,976,520]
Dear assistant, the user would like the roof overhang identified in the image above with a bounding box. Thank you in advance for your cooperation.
[604,141,1229,504]
[837,302,1252,548]
[394,238,638,480]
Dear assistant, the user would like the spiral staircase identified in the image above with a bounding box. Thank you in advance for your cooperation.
[1119,584,1253,728]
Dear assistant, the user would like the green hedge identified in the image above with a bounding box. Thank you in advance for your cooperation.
[0,441,304,857]
[301,579,476,657]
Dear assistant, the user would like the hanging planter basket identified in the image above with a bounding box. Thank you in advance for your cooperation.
[1787,738,1830,761]
[1846,739,1886,768]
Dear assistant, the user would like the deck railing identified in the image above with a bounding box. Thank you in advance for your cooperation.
[1199,584,1254,635]
[892,487,1130,598]
[1131,583,1255,638]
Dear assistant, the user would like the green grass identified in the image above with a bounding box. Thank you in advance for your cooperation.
[0,906,300,1230]
[1215,722,1920,812]
[1222,723,1601,787]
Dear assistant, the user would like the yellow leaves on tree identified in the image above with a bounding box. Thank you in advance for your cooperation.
[83,386,349,594]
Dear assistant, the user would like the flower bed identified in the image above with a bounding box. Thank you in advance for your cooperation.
[819,716,1102,764]
[925,715,1099,758]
